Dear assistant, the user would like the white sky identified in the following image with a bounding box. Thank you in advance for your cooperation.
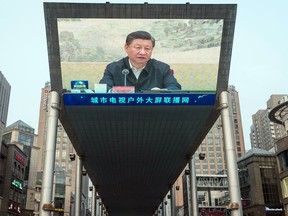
[0,0,287,151]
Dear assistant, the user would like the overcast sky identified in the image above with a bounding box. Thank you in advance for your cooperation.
[0,0,287,150]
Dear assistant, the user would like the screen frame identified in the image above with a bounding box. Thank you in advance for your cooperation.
[44,2,236,99]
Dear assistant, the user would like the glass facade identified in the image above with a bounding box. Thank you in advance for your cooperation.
[2,132,11,144]
[282,177,288,199]
[278,150,288,172]
[238,152,283,215]
[260,167,280,206]
[4,120,35,134]
[239,167,251,207]
[18,132,33,146]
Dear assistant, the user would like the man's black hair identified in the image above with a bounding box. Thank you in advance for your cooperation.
[126,31,155,47]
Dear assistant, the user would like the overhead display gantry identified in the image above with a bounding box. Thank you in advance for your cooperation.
[43,3,237,215]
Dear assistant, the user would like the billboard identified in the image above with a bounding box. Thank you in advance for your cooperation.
[44,4,237,215]
[58,18,223,92]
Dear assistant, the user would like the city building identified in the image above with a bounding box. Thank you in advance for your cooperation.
[1,120,38,215]
[0,142,28,216]
[250,94,287,150]
[268,95,288,216]
[195,85,246,175]
[238,148,283,216]
[275,136,288,216]
[177,85,246,215]
[0,71,11,151]
[0,70,11,213]
[250,109,271,149]
[35,82,89,215]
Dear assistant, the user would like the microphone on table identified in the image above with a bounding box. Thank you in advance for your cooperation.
[112,69,134,93]
[122,69,129,86]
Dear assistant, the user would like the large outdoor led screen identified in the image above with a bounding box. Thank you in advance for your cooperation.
[58,18,223,92]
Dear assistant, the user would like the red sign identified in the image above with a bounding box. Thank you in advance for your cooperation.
[199,209,224,216]
[15,153,26,165]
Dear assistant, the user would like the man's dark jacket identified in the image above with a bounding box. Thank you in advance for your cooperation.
[99,57,181,92]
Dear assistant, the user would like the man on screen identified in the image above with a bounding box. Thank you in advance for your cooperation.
[99,31,181,92]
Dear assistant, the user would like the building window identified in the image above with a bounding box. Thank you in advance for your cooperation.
[10,189,14,200]
[18,132,33,146]
[21,168,24,180]
[18,191,21,203]
[13,162,17,175]
[281,177,288,198]
[239,167,249,186]
[55,174,66,185]
[55,149,60,160]
[67,163,72,174]
[208,147,214,151]
[260,167,281,205]
[62,149,66,160]
[278,150,288,172]
[216,147,221,152]
[2,133,12,144]
[232,102,237,114]
[17,165,20,178]
[14,190,18,202]
[54,197,65,209]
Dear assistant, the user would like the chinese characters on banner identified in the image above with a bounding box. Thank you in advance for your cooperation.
[63,93,216,106]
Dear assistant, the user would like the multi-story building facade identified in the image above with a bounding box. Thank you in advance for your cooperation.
[250,95,287,150]
[195,85,245,175]
[269,95,288,216]
[0,71,11,151]
[0,143,27,216]
[1,120,38,215]
[35,82,89,215]
[0,70,11,213]
[275,136,288,216]
[250,109,271,149]
[238,148,283,216]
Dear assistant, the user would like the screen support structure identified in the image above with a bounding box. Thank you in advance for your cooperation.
[189,155,199,216]
[91,186,97,216]
[220,91,243,216]
[40,91,60,216]
[75,156,83,216]
[170,185,176,216]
